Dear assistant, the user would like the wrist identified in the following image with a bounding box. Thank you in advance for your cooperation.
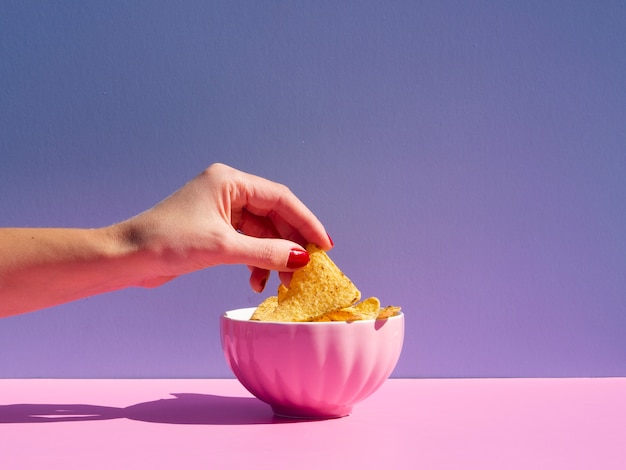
[105,220,176,289]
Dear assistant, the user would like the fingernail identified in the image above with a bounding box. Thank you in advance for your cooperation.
[259,275,268,292]
[287,249,309,269]
[327,233,334,247]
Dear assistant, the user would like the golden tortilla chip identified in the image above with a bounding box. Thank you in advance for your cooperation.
[277,283,289,302]
[251,295,278,320]
[312,313,334,322]
[378,305,402,319]
[250,244,400,322]
[352,297,381,320]
[321,308,357,321]
[325,297,381,321]
[251,244,360,322]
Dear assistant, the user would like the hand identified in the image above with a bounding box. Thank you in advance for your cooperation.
[0,163,332,317]
[117,163,333,292]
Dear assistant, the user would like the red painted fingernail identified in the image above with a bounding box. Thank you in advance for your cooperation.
[327,233,334,247]
[259,275,268,292]
[287,249,309,269]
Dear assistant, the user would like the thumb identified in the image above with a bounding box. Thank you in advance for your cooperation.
[226,233,310,272]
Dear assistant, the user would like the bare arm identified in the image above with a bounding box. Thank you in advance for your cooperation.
[0,226,142,317]
[0,163,332,318]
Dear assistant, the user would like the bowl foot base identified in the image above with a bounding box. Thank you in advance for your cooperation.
[271,404,353,420]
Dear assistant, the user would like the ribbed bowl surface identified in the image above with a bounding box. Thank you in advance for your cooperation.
[220,308,404,419]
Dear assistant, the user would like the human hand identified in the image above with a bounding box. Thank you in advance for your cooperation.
[115,163,333,292]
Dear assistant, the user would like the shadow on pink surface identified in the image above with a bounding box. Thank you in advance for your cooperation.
[0,393,302,425]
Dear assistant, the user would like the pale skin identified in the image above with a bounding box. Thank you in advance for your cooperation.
[0,163,333,318]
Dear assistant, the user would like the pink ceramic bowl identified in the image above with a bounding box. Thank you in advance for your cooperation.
[220,307,404,419]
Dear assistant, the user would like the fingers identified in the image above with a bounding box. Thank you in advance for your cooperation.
[226,166,333,251]
[249,267,270,293]
[226,231,310,274]
[235,209,282,241]
[249,267,293,293]
[137,275,177,289]
[250,267,293,293]
[278,271,293,288]
[249,266,294,293]
[197,164,335,294]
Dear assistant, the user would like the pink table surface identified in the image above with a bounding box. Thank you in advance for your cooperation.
[1,378,625,469]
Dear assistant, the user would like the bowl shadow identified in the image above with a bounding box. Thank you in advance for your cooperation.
[0,393,299,425]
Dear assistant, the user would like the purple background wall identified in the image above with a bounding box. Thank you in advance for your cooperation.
[1,1,625,378]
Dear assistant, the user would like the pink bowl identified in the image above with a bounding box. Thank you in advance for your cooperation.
[220,307,404,419]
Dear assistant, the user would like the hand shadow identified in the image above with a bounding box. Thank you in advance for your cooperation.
[0,393,295,425]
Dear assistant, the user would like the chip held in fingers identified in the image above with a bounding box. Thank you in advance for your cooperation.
[251,244,401,322]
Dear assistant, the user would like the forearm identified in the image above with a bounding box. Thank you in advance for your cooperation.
[0,226,145,317]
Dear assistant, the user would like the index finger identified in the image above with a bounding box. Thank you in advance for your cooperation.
[233,171,333,250]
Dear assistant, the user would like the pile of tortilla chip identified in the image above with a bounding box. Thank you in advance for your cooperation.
[251,244,401,322]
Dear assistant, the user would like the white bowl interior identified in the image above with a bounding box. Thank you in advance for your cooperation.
[224,307,256,321]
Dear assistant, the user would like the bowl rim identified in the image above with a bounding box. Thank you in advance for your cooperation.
[223,307,404,325]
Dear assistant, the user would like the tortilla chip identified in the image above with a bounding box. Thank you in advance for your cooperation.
[250,295,279,321]
[378,305,402,319]
[250,244,400,322]
[252,244,360,322]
